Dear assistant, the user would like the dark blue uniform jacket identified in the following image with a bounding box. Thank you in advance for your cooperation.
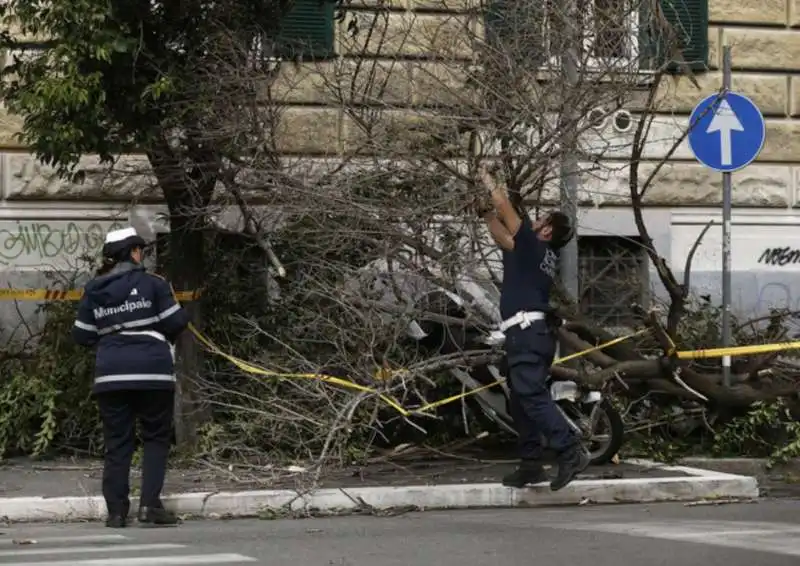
[500,216,559,363]
[500,215,558,320]
[72,262,190,394]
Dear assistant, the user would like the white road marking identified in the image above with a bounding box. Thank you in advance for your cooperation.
[0,543,185,557]
[655,528,799,539]
[555,520,800,557]
[4,555,258,565]
[0,535,128,546]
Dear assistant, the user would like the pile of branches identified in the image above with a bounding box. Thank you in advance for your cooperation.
[182,157,800,471]
[3,0,799,469]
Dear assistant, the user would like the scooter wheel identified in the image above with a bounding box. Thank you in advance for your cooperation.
[584,399,625,466]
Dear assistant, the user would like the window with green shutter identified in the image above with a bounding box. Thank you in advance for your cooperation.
[484,0,708,73]
[639,0,709,72]
[485,0,647,70]
[275,0,336,59]
[484,0,549,68]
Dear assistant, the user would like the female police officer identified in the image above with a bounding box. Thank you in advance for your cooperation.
[72,227,190,528]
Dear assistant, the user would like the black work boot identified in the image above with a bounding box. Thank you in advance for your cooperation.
[550,445,590,491]
[502,460,549,488]
[105,514,127,528]
[137,506,179,527]
[105,501,129,528]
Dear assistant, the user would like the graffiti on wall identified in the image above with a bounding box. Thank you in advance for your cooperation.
[757,247,800,267]
[755,280,800,313]
[0,220,125,269]
[671,222,800,272]
[670,221,800,316]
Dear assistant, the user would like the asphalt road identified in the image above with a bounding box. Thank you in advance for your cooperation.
[2,500,799,566]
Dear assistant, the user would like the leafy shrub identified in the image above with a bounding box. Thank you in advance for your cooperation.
[712,399,800,467]
[0,300,100,458]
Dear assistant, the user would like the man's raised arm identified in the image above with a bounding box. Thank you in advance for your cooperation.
[482,209,514,250]
[475,166,522,250]
[479,167,522,235]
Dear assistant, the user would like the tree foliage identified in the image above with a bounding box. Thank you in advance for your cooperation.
[1,0,291,176]
[3,0,800,472]
[0,0,311,443]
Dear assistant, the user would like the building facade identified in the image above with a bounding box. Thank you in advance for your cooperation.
[1,0,800,335]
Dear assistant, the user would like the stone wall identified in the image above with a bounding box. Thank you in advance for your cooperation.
[624,0,800,207]
[1,1,799,204]
[0,205,139,342]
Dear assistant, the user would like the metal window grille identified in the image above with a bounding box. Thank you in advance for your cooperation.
[577,235,648,328]
[486,0,639,69]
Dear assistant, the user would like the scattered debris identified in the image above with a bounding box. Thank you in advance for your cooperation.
[684,498,758,507]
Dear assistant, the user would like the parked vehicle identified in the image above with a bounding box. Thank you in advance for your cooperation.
[356,260,626,465]
[407,289,625,465]
[475,357,625,466]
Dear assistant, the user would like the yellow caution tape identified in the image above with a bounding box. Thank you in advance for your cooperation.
[675,340,800,360]
[33,272,796,414]
[0,288,201,301]
[187,322,412,416]
[411,328,653,414]
[555,328,651,365]
[179,279,653,417]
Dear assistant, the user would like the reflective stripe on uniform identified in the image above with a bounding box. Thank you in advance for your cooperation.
[74,320,98,332]
[119,329,176,362]
[120,329,167,342]
[158,303,181,320]
[94,374,176,384]
[97,304,181,336]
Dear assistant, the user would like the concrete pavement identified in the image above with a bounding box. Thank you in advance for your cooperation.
[1,499,799,566]
[0,459,760,522]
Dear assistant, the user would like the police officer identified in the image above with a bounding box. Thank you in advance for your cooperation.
[477,167,588,491]
[72,227,190,527]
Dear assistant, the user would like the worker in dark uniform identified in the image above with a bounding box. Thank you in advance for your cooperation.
[72,227,190,528]
[477,167,589,491]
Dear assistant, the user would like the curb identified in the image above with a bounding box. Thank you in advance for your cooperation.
[679,457,800,475]
[0,460,759,523]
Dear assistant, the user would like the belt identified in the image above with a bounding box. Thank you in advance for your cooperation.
[485,311,546,346]
[120,330,167,342]
[119,330,175,362]
[497,311,546,332]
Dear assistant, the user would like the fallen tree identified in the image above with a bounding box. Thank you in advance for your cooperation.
[2,0,799,471]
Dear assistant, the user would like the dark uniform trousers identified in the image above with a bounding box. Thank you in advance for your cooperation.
[96,389,174,515]
[505,322,577,459]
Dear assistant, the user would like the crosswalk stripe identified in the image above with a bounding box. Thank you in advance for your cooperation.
[0,543,185,558]
[0,536,128,546]
[5,554,259,565]
[556,521,800,557]
[655,528,800,539]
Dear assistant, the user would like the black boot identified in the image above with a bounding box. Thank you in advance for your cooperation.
[550,445,590,491]
[105,514,127,528]
[137,506,179,527]
[105,501,129,528]
[502,460,549,488]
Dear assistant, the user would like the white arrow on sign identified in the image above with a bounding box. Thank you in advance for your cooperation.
[705,98,744,166]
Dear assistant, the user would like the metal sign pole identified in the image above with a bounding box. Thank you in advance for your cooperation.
[688,47,764,391]
[721,46,732,388]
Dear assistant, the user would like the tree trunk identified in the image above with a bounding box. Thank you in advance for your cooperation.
[147,145,217,450]
[164,215,211,448]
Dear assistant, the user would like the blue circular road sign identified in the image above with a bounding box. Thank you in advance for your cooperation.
[687,92,766,173]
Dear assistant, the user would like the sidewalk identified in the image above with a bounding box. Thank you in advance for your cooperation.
[0,454,759,523]
[679,457,800,498]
